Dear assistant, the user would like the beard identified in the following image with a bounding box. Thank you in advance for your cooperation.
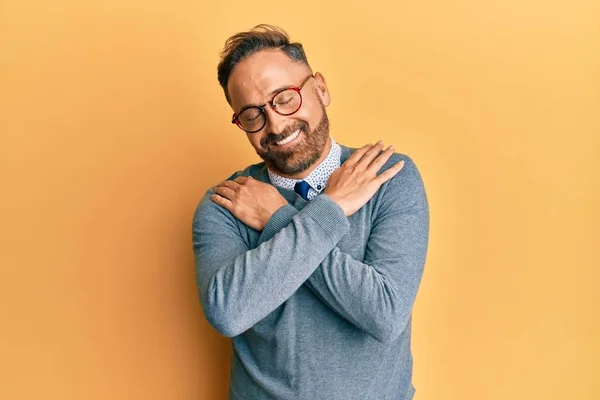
[256,108,330,176]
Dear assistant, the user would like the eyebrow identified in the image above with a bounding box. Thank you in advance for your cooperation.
[237,84,295,114]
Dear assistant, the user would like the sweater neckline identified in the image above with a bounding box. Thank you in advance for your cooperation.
[254,144,354,202]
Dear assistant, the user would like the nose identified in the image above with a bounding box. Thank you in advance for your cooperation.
[263,105,290,135]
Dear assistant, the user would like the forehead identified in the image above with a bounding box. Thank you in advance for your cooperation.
[227,49,308,110]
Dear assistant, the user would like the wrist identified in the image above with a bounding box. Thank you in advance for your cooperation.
[261,202,287,228]
[321,192,348,216]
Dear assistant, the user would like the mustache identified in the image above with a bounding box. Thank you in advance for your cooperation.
[260,122,308,148]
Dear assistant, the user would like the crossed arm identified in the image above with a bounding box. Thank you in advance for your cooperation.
[192,143,429,342]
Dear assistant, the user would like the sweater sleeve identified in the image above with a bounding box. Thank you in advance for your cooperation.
[255,156,430,343]
[192,192,349,338]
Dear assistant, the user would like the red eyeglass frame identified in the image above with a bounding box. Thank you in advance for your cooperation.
[231,74,315,133]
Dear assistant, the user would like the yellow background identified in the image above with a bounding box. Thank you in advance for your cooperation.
[1,0,599,399]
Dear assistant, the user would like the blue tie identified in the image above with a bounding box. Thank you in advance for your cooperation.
[294,180,311,200]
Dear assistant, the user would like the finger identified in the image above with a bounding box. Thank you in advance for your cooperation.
[220,180,242,191]
[344,143,373,165]
[374,160,405,185]
[211,193,233,210]
[355,140,385,168]
[366,145,395,175]
[214,186,236,200]
[236,175,268,189]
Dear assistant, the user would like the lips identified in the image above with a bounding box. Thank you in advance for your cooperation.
[261,121,309,149]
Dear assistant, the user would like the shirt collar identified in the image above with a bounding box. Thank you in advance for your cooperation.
[268,137,341,195]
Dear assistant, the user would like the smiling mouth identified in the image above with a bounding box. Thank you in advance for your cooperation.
[273,130,300,146]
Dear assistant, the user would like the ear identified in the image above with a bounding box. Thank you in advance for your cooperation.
[313,72,331,107]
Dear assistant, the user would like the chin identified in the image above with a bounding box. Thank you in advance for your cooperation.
[259,110,330,176]
[263,149,321,176]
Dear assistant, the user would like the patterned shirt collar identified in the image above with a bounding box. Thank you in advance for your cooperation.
[268,137,341,200]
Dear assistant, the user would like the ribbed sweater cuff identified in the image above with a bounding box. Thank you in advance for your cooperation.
[258,204,298,245]
[301,194,350,245]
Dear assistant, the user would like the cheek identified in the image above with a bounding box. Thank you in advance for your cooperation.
[299,104,323,129]
[247,133,264,151]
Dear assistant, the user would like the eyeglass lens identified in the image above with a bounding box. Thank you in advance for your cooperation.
[238,88,302,132]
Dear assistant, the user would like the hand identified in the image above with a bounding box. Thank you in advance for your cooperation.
[211,176,288,231]
[324,141,404,216]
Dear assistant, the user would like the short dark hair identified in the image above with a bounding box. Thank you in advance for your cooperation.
[217,24,311,103]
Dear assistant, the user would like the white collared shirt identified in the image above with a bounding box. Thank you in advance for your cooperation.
[268,137,342,200]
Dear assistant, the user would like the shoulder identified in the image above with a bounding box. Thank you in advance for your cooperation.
[193,161,267,226]
[224,161,268,183]
[339,143,423,185]
[204,161,267,196]
[339,143,417,167]
[379,152,428,212]
[384,152,423,186]
[338,143,427,208]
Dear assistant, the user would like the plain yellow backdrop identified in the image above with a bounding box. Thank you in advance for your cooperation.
[1,1,598,399]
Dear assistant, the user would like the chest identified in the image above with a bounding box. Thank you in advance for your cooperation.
[243,201,375,262]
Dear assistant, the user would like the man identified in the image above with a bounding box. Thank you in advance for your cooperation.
[192,24,429,400]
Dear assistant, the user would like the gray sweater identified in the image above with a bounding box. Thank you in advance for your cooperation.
[192,145,429,400]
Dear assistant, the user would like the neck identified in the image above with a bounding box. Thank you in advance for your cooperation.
[277,136,332,180]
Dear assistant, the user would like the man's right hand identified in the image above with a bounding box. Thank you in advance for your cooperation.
[323,141,405,217]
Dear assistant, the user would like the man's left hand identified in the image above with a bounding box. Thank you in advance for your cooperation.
[211,176,288,231]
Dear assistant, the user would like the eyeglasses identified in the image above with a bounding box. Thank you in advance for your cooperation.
[231,74,315,133]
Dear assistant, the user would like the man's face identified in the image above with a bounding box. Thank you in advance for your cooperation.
[227,50,331,177]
